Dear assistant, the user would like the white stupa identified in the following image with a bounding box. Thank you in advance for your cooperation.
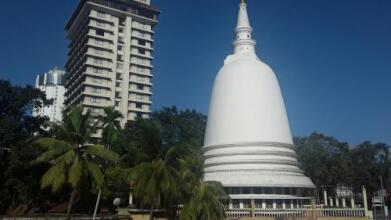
[203,0,315,209]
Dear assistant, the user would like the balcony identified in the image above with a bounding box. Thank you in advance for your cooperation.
[132,31,153,42]
[85,59,113,70]
[129,59,153,68]
[128,96,152,104]
[87,30,114,42]
[129,87,153,95]
[132,24,154,34]
[88,21,115,33]
[127,106,151,113]
[130,50,154,59]
[130,41,154,51]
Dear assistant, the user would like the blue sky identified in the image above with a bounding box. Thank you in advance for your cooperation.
[0,0,390,144]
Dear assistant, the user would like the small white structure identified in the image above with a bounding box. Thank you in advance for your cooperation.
[203,0,315,209]
[33,68,65,122]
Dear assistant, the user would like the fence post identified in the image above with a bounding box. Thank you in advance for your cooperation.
[323,189,328,206]
[362,186,369,217]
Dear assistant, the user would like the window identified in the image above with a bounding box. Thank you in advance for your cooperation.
[119,18,125,26]
[116,82,121,87]
[95,48,104,55]
[117,63,123,69]
[93,78,102,84]
[136,103,142,109]
[116,73,123,80]
[96,21,105,28]
[138,39,146,46]
[138,48,146,55]
[96,29,105,36]
[118,37,124,44]
[136,84,143,90]
[94,58,103,64]
[136,94,143,100]
[119,27,124,33]
[93,68,104,74]
[117,55,124,62]
[92,88,101,93]
[136,112,142,118]
[137,76,144,82]
[91,97,100,103]
[117,45,123,51]
[97,11,106,18]
[95,39,105,46]
[115,92,121,98]
[115,101,120,107]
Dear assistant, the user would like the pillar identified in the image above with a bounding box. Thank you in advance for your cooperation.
[351,198,355,208]
[335,198,340,207]
[362,186,369,217]
[272,200,277,209]
[128,191,133,206]
[239,200,244,209]
[251,199,255,217]
[262,200,266,209]
[342,198,346,208]
[290,200,294,209]
[323,189,328,206]
[229,201,233,209]
[329,197,334,207]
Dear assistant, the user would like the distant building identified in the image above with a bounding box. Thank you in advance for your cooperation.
[33,68,66,122]
[64,0,160,129]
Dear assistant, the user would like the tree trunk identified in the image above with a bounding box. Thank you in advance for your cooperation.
[66,190,77,220]
[149,201,154,220]
[92,189,102,220]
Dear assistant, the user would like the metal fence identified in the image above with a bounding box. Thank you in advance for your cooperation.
[226,208,366,219]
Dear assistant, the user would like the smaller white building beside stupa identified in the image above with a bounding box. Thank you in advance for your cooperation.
[33,68,66,122]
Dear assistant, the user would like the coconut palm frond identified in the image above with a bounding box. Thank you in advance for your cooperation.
[85,160,104,188]
[41,162,67,193]
[68,155,82,188]
[32,139,73,164]
[54,149,76,166]
[85,145,119,162]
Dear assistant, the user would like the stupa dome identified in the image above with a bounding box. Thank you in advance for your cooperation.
[203,0,314,203]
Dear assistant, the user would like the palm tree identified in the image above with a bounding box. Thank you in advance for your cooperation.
[179,181,227,220]
[32,106,119,220]
[178,150,228,220]
[129,144,186,220]
[93,106,123,219]
[95,106,123,148]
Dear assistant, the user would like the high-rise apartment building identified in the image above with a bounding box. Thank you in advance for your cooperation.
[64,0,160,127]
[33,68,66,122]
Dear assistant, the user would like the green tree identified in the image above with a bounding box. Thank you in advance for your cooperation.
[129,144,186,220]
[124,108,227,219]
[32,106,119,219]
[349,142,390,194]
[0,80,51,214]
[294,132,352,189]
[93,106,123,218]
[179,150,227,220]
[95,106,123,148]
[180,181,227,220]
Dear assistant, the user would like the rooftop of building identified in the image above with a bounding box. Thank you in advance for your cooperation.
[65,0,160,30]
